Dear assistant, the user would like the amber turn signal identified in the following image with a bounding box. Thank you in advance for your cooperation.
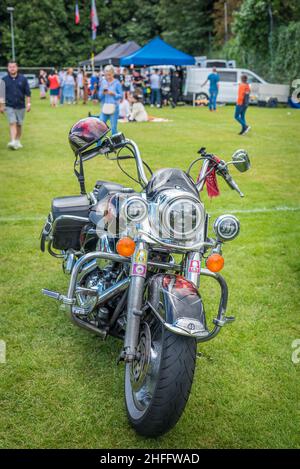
[206,253,224,272]
[116,237,136,257]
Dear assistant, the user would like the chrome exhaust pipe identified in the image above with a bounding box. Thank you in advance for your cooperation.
[71,277,130,337]
[67,251,130,301]
[96,277,130,305]
[70,314,107,338]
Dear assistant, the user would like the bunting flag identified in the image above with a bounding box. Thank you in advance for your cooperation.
[91,0,99,40]
[75,2,80,25]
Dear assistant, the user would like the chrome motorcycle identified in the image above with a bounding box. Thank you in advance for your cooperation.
[40,117,250,437]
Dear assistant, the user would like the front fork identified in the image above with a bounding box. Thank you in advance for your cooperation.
[122,245,203,361]
[184,251,202,288]
[122,240,148,362]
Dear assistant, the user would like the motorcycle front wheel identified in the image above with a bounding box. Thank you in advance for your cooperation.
[124,316,197,437]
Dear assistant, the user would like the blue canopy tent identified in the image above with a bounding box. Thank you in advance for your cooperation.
[120,37,195,66]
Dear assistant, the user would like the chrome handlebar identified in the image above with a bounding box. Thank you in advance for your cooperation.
[196,159,210,192]
[124,138,149,187]
[218,165,244,197]
[81,135,244,197]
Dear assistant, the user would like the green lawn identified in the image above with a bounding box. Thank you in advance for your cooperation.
[0,91,299,449]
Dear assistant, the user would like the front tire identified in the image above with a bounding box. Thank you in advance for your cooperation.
[125,319,196,437]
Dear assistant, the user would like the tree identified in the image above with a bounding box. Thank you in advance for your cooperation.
[273,21,300,82]
[0,0,72,66]
[222,0,300,81]
[118,0,162,45]
[213,0,242,46]
[0,0,162,66]
[158,0,215,56]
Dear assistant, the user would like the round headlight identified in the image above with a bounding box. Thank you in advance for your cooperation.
[162,197,203,240]
[123,197,148,223]
[213,214,240,241]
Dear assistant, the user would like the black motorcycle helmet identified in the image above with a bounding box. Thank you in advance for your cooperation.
[69,117,109,154]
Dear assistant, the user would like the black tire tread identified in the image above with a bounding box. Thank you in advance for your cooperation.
[126,329,196,437]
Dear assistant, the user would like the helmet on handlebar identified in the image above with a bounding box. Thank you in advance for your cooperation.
[69,117,109,154]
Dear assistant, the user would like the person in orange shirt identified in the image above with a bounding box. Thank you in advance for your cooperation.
[235,74,251,135]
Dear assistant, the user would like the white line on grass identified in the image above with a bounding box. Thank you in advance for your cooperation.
[0,206,299,223]
[210,206,300,215]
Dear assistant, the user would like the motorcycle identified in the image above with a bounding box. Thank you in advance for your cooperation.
[40,117,250,437]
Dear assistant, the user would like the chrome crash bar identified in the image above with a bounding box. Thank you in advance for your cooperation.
[148,268,232,343]
[42,252,232,342]
[42,249,181,303]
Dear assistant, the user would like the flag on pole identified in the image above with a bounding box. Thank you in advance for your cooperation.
[75,2,80,25]
[91,0,99,40]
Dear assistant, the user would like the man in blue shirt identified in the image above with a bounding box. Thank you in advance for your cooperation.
[202,67,220,111]
[0,61,31,150]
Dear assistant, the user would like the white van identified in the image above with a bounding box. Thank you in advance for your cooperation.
[194,57,236,68]
[184,67,290,105]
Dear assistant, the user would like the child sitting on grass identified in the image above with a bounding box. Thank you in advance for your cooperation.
[128,93,148,122]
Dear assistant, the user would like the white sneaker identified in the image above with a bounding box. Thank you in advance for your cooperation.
[7,141,17,149]
[150,104,154,108]
[14,140,23,149]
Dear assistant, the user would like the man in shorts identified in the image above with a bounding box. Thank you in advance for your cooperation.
[0,61,31,150]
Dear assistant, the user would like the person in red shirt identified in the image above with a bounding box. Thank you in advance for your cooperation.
[234,74,251,135]
[47,70,60,107]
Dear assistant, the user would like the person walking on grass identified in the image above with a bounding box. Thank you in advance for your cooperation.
[39,69,47,99]
[48,69,60,107]
[76,68,84,101]
[201,67,220,111]
[59,69,66,104]
[64,68,76,104]
[122,68,132,100]
[0,61,31,150]
[150,69,161,108]
[82,72,89,105]
[171,70,181,108]
[99,65,123,135]
[235,74,251,135]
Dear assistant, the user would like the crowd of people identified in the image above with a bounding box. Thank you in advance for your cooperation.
[0,60,252,150]
[35,65,183,134]
[37,65,182,110]
[39,68,88,106]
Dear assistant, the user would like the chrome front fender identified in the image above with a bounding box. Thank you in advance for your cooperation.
[147,274,209,340]
[147,270,230,342]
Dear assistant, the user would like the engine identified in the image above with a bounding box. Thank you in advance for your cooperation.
[75,263,127,338]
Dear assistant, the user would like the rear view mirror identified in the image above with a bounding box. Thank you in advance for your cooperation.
[232,149,251,172]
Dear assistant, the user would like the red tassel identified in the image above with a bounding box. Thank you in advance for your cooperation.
[205,168,220,198]
[197,156,221,198]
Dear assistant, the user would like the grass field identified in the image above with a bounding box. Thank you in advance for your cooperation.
[0,91,300,449]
